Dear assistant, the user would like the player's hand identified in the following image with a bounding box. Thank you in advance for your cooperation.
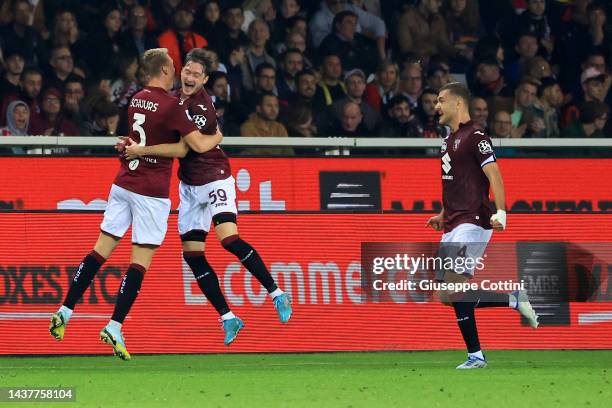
[490,209,507,231]
[426,214,444,231]
[123,138,143,160]
[115,136,129,153]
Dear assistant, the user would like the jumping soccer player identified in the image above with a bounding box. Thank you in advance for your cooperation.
[426,82,539,369]
[123,48,292,346]
[49,48,222,360]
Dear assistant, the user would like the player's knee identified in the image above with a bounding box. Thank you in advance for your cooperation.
[180,229,207,242]
[221,235,254,259]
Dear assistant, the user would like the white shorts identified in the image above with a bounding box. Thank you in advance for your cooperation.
[100,184,171,246]
[437,223,493,278]
[178,176,238,235]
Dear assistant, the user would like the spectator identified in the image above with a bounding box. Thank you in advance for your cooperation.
[150,0,182,34]
[330,100,369,137]
[241,18,276,91]
[118,4,160,59]
[444,0,481,59]
[498,0,554,56]
[397,0,465,63]
[561,100,609,138]
[472,58,513,100]
[46,46,81,90]
[416,88,448,138]
[276,29,312,68]
[110,53,140,108]
[208,3,249,65]
[0,51,24,96]
[326,69,380,133]
[318,10,378,75]
[62,76,86,127]
[490,110,514,138]
[48,10,86,65]
[274,0,306,45]
[511,78,545,137]
[505,31,540,86]
[380,95,422,137]
[83,5,123,78]
[282,101,317,138]
[158,4,208,78]
[562,67,608,127]
[310,0,387,60]
[29,87,78,136]
[277,48,304,101]
[535,77,564,138]
[240,92,294,155]
[80,99,120,136]
[0,0,48,68]
[525,56,552,81]
[205,71,230,101]
[312,53,346,112]
[364,59,399,115]
[291,68,318,112]
[242,0,277,32]
[1,100,30,136]
[426,62,453,92]
[194,0,223,41]
[1,68,43,127]
[399,63,424,110]
[243,62,279,115]
[469,96,489,130]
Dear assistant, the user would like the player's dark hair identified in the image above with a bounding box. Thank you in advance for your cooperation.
[255,91,277,106]
[255,62,276,78]
[141,48,171,79]
[185,48,214,75]
[439,82,471,106]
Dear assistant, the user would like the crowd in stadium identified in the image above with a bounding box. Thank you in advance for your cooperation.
[0,0,611,153]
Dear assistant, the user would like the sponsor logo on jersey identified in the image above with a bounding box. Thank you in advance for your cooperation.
[128,159,139,170]
[441,141,447,153]
[453,138,461,151]
[442,153,451,174]
[478,140,493,154]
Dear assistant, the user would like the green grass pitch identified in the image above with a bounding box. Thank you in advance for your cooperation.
[0,351,610,407]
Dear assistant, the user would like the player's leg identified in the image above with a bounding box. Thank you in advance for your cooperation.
[179,182,243,345]
[100,191,170,361]
[50,185,130,340]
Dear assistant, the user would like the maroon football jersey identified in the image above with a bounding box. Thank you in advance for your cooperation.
[441,121,496,232]
[178,88,231,186]
[114,86,198,198]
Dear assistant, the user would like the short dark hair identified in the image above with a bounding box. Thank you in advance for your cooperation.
[580,100,609,124]
[295,68,316,82]
[205,71,228,91]
[387,95,411,110]
[21,67,43,81]
[439,82,471,105]
[185,48,213,75]
[332,10,358,33]
[283,48,303,61]
[93,100,119,118]
[222,1,243,15]
[537,76,558,97]
[255,62,276,77]
[256,91,277,106]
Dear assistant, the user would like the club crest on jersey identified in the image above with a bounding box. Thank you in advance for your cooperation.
[441,141,447,153]
[453,138,461,151]
[478,140,493,154]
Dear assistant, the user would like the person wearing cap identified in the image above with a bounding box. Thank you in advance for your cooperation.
[534,76,564,138]
[29,87,78,136]
[561,100,609,138]
[562,67,608,128]
[318,10,378,76]
[158,2,208,78]
[324,68,380,134]
[0,51,24,96]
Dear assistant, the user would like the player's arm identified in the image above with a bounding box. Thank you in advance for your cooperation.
[426,207,445,231]
[182,126,223,153]
[124,137,189,159]
[482,162,507,231]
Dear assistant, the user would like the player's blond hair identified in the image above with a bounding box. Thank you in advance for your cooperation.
[141,48,171,79]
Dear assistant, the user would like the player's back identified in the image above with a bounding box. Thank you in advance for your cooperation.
[178,88,230,186]
[114,86,191,198]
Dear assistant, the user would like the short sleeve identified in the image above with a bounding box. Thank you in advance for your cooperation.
[472,129,496,167]
[171,102,199,137]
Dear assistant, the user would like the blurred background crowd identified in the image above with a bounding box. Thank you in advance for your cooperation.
[1,0,611,156]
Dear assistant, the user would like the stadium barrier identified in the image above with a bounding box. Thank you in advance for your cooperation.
[0,212,611,355]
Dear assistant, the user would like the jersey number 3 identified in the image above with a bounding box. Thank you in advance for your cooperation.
[132,113,147,146]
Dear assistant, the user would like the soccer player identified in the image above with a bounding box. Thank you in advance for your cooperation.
[49,48,223,360]
[123,48,292,346]
[426,82,539,369]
